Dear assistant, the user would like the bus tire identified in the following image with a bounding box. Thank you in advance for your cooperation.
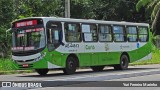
[114,54,129,70]
[35,69,49,76]
[63,56,77,75]
[91,66,105,72]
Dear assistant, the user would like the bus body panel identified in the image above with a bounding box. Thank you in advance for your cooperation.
[12,41,151,70]
[11,17,152,70]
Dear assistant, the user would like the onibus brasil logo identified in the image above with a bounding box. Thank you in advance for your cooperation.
[1,82,42,88]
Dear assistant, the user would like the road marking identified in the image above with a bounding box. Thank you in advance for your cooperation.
[44,69,160,81]
[106,73,160,81]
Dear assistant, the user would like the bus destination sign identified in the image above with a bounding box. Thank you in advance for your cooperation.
[15,20,37,28]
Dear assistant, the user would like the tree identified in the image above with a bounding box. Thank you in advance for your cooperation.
[70,0,94,18]
[136,0,160,35]
[92,0,138,21]
[13,0,64,18]
[71,0,140,22]
[0,0,14,57]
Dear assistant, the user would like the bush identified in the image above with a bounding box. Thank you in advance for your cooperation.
[0,26,11,58]
[0,58,13,71]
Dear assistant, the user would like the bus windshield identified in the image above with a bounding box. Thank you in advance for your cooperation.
[12,28,45,51]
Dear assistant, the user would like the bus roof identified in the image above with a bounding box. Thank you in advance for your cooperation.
[13,17,149,27]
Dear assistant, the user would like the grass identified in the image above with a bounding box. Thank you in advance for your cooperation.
[0,58,14,71]
[0,58,15,74]
[0,58,32,74]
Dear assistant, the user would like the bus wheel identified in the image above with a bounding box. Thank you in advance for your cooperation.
[114,54,129,70]
[63,56,77,75]
[91,66,105,72]
[35,69,49,76]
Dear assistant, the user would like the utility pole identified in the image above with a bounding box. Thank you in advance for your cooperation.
[65,0,70,18]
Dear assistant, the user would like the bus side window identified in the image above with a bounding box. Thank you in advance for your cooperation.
[65,23,81,42]
[138,27,148,42]
[99,25,112,42]
[113,26,125,42]
[82,24,98,42]
[127,26,138,42]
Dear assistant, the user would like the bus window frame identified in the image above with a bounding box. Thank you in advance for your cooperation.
[64,22,82,42]
[112,25,127,42]
[137,26,149,42]
[98,24,113,42]
[126,25,138,42]
[81,23,98,42]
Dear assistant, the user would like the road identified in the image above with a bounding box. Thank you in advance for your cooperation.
[0,64,160,90]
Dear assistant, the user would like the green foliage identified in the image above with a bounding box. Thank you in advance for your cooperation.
[13,0,63,18]
[0,58,13,71]
[0,58,33,74]
[136,0,160,20]
[151,1,160,20]
[70,0,94,18]
[0,0,14,27]
[71,0,139,22]
[136,0,152,11]
[136,0,160,36]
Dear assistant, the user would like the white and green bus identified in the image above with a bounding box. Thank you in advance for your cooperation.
[11,17,152,75]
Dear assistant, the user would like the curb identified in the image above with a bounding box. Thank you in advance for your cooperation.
[0,70,33,75]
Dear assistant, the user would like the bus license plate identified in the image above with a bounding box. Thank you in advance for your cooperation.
[22,64,29,67]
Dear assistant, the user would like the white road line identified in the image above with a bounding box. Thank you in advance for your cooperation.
[44,69,160,81]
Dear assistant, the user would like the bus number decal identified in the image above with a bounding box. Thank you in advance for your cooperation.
[65,43,79,48]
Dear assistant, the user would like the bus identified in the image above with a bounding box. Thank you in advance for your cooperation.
[11,17,152,75]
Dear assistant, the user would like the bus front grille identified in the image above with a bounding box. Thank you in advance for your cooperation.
[16,59,35,64]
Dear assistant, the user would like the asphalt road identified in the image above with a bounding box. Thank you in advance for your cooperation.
[0,64,160,90]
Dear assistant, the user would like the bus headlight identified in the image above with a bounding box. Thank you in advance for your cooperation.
[34,57,39,62]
